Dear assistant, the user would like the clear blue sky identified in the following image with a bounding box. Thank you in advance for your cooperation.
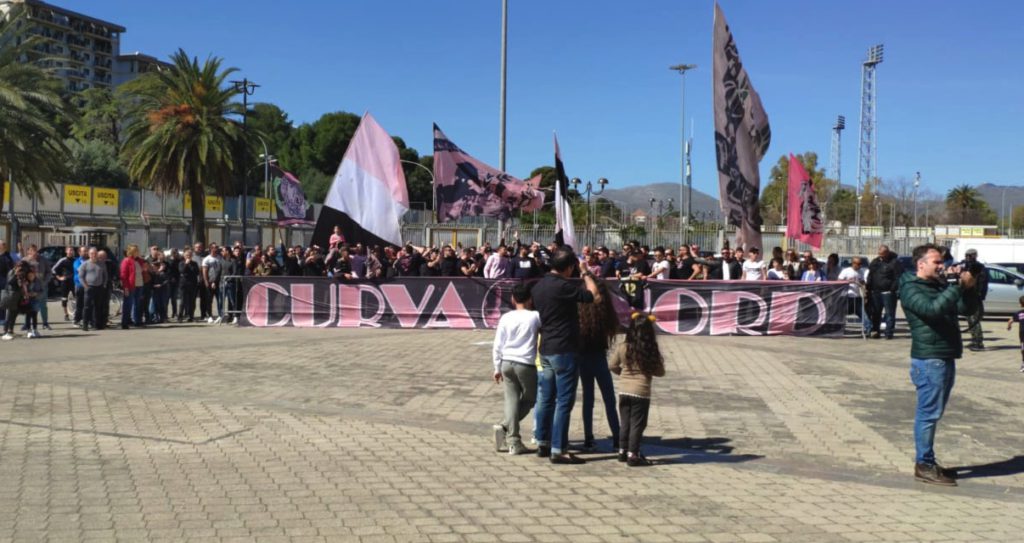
[68,0,1024,199]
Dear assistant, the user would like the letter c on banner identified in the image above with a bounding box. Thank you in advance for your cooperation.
[651,288,708,335]
[767,291,826,336]
[709,290,768,335]
[245,281,291,327]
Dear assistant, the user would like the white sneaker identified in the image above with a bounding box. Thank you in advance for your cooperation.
[206,317,214,324]
[32,329,41,338]
[26,331,36,339]
[214,317,223,325]
[2,333,14,341]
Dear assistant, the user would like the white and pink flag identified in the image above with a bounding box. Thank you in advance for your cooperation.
[312,112,409,248]
[786,154,824,249]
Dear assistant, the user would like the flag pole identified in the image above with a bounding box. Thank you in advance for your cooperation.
[497,0,508,243]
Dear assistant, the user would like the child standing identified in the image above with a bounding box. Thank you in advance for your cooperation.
[1007,296,1024,373]
[609,311,666,466]
[491,284,541,455]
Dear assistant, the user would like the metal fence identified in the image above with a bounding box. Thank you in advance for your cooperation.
[403,221,947,258]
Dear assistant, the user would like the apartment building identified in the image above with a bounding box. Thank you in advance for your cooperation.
[0,0,166,93]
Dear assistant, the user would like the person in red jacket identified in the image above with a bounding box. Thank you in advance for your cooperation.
[119,244,146,329]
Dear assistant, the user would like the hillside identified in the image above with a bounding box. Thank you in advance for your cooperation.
[600,182,720,218]
[976,183,1024,219]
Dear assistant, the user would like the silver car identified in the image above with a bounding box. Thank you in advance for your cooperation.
[984,264,1024,314]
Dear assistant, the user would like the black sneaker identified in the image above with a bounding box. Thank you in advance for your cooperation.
[914,463,956,486]
[581,440,596,452]
[968,344,985,352]
[617,451,627,463]
[536,446,551,458]
[550,453,585,465]
[627,454,654,467]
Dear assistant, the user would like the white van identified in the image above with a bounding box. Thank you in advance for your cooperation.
[949,238,1024,271]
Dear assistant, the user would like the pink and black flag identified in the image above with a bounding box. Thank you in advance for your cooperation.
[553,133,577,250]
[786,154,824,249]
[271,165,315,226]
[312,112,409,249]
[433,124,544,223]
[713,2,771,251]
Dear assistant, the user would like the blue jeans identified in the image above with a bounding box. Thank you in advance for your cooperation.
[535,352,579,454]
[870,291,897,337]
[122,288,143,327]
[578,350,620,444]
[910,358,956,465]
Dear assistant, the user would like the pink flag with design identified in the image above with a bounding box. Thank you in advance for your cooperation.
[433,124,544,223]
[786,154,824,249]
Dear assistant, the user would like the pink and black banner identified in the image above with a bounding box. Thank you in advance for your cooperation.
[239,277,848,337]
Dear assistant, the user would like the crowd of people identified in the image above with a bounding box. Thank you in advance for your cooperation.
[0,230,987,350]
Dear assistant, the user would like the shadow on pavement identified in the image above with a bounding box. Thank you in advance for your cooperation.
[643,436,763,465]
[954,455,1024,479]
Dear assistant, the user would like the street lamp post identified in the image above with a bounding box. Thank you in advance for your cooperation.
[571,177,608,246]
[232,78,259,247]
[401,160,436,222]
[913,171,920,229]
[670,63,697,244]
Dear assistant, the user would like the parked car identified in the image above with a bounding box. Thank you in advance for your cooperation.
[983,264,1024,314]
[994,262,1024,276]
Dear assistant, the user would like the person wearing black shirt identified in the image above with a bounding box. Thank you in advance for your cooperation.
[419,249,442,277]
[867,244,903,339]
[438,246,460,277]
[51,246,76,321]
[223,247,245,323]
[674,246,697,280]
[328,247,354,280]
[178,249,201,322]
[458,249,478,278]
[283,247,302,276]
[531,247,601,465]
[166,249,182,319]
[511,245,539,279]
[303,248,326,277]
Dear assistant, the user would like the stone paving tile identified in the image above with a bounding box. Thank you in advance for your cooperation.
[1,310,1023,541]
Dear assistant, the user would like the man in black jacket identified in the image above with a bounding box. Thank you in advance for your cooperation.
[963,248,989,351]
[0,240,13,327]
[867,245,904,339]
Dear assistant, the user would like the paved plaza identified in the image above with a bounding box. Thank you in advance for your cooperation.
[1,303,1023,542]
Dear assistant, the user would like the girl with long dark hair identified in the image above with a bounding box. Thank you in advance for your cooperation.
[577,279,621,450]
[609,311,666,466]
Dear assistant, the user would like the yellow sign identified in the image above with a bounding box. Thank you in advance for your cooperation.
[184,194,224,213]
[64,184,92,205]
[206,195,223,213]
[255,197,272,216]
[93,188,119,208]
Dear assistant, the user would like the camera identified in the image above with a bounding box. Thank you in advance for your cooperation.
[944,260,983,284]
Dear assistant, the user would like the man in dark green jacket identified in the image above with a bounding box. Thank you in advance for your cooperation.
[899,243,978,487]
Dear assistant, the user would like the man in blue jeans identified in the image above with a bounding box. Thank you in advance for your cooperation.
[531,247,602,464]
[899,243,978,486]
[867,245,903,339]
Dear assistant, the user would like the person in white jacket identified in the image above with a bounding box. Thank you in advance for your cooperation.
[491,284,541,455]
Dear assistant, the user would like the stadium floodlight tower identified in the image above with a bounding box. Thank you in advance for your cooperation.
[855,44,883,241]
[829,115,845,183]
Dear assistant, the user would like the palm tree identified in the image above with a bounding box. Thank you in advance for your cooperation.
[120,49,247,245]
[945,184,982,223]
[0,5,69,211]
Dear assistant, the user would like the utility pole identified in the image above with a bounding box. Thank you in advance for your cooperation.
[670,63,696,244]
[232,78,259,247]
